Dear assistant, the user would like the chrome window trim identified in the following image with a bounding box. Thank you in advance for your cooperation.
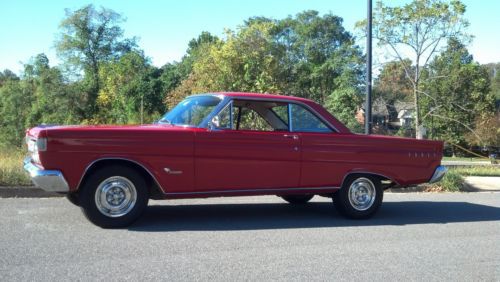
[164,186,339,196]
[202,94,339,132]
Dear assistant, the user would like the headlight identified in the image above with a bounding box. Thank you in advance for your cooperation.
[27,137,47,164]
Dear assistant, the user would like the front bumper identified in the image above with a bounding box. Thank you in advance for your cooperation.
[428,165,447,183]
[23,157,69,192]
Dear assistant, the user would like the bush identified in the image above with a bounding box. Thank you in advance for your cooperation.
[428,170,464,192]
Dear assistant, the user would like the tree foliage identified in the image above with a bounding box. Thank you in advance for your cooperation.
[0,3,497,150]
[55,4,137,117]
[364,0,470,138]
[167,11,364,129]
[421,39,494,145]
[374,59,414,121]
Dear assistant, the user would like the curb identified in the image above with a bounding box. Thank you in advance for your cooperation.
[0,186,63,198]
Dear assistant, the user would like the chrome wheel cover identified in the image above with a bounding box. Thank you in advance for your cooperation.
[95,176,137,217]
[348,177,376,211]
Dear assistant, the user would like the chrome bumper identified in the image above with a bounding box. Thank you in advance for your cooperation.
[23,157,69,192]
[428,165,447,183]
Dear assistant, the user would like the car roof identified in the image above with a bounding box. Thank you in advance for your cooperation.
[215,92,313,103]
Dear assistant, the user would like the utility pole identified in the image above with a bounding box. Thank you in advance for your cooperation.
[365,0,373,134]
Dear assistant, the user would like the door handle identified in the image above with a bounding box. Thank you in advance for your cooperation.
[283,134,299,140]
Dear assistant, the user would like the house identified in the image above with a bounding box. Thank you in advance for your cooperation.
[356,98,415,130]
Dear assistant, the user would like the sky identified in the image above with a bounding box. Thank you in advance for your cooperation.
[1,0,499,74]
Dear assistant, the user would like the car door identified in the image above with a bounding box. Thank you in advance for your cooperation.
[194,99,301,191]
[289,103,344,188]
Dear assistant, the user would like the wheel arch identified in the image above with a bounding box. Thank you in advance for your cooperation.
[76,158,165,199]
[341,171,399,190]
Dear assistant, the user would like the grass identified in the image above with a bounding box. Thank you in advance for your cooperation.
[449,166,500,177]
[442,156,489,162]
[0,147,31,186]
[425,166,500,192]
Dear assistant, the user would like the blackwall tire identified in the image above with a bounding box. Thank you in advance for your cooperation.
[80,166,149,228]
[333,175,383,219]
[66,193,80,206]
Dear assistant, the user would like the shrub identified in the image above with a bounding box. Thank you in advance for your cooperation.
[428,170,464,192]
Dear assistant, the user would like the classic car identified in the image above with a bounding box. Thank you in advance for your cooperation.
[24,92,446,228]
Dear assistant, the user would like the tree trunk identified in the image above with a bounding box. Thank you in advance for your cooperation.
[414,84,422,139]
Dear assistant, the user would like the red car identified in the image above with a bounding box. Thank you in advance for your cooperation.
[24,92,446,228]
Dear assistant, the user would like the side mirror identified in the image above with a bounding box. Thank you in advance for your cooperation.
[207,121,215,130]
[211,116,220,128]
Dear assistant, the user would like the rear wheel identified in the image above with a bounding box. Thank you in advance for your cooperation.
[80,166,149,228]
[281,194,314,204]
[333,175,383,219]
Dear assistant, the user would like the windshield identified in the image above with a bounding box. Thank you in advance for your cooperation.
[158,95,223,126]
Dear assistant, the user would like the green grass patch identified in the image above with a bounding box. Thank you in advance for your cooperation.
[442,156,489,162]
[0,148,31,186]
[450,166,500,177]
[426,170,464,192]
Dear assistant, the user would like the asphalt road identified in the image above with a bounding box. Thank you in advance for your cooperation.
[1,193,499,281]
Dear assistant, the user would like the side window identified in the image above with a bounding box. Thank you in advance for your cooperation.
[211,100,289,131]
[236,107,274,131]
[291,104,332,133]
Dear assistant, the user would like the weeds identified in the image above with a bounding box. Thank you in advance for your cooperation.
[0,148,31,186]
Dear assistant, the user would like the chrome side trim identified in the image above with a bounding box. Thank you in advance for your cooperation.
[76,157,165,192]
[164,168,183,175]
[165,186,339,196]
[23,157,69,192]
[428,165,447,183]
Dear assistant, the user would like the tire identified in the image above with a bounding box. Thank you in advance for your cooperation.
[333,175,383,219]
[281,194,314,204]
[79,166,149,228]
[66,193,80,206]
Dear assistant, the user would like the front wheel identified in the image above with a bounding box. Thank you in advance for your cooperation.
[79,166,149,228]
[333,175,383,219]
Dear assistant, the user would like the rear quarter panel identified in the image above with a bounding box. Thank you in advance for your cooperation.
[299,133,443,187]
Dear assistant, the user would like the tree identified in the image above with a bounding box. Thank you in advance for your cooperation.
[421,39,494,146]
[483,62,500,102]
[362,0,470,138]
[0,80,32,146]
[25,54,79,126]
[465,113,500,149]
[275,10,362,104]
[55,4,137,117]
[96,51,165,124]
[167,11,365,132]
[374,59,413,122]
[0,69,19,87]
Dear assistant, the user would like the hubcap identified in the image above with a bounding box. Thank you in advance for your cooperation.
[348,177,376,211]
[95,176,137,217]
